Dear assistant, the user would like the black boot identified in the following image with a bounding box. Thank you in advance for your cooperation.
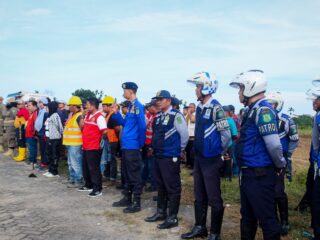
[112,190,132,207]
[123,195,141,213]
[208,206,224,240]
[263,233,280,240]
[278,198,290,236]
[181,201,208,239]
[314,231,320,240]
[145,191,167,222]
[240,220,257,240]
[158,194,180,229]
[294,192,309,212]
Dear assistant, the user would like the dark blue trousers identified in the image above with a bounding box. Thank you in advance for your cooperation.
[123,149,143,196]
[193,155,224,210]
[240,167,281,239]
[154,156,181,196]
[311,174,320,239]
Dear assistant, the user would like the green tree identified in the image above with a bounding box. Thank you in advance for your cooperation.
[72,89,104,101]
[288,107,295,116]
[293,114,313,129]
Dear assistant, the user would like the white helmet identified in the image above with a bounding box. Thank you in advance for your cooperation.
[312,76,320,87]
[187,71,218,95]
[230,70,267,98]
[306,87,320,100]
[265,91,284,113]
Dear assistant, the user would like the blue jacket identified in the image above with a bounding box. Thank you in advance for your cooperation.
[278,113,299,154]
[311,112,320,168]
[113,98,146,150]
[194,99,229,158]
[152,108,181,158]
[236,99,279,168]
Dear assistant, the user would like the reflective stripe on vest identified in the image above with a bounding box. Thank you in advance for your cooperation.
[63,112,83,146]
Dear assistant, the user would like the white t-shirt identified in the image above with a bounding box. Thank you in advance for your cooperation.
[188,117,195,137]
[88,113,107,130]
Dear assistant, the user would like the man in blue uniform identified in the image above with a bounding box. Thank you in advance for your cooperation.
[306,82,320,240]
[145,90,189,229]
[229,70,286,240]
[181,72,231,240]
[112,82,146,213]
[266,91,299,236]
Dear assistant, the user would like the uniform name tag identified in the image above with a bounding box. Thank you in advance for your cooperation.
[163,115,170,125]
[204,109,211,119]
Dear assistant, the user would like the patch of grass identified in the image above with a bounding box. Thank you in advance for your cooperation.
[58,158,69,177]
[180,165,312,239]
[299,127,312,137]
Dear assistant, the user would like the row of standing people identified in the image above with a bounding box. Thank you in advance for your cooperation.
[2,69,319,239]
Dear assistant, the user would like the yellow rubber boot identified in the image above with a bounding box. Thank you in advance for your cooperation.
[14,148,26,161]
[0,144,4,153]
[3,148,14,157]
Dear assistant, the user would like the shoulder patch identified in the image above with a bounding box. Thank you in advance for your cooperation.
[262,113,272,123]
[176,115,183,124]
[257,108,278,136]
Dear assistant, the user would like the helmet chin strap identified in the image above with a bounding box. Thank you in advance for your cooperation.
[243,97,250,107]
[197,95,204,102]
[243,91,265,107]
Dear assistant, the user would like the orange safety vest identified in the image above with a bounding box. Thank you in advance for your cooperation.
[106,112,119,143]
[63,112,83,146]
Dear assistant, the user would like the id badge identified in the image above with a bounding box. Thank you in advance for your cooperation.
[204,109,211,119]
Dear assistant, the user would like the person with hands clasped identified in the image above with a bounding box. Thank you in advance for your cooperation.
[229,70,286,240]
[144,90,189,229]
[182,72,230,240]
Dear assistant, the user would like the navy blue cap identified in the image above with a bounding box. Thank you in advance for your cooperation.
[120,100,131,108]
[223,105,231,112]
[122,82,138,90]
[228,105,235,112]
[171,97,180,107]
[152,90,171,99]
[145,99,157,108]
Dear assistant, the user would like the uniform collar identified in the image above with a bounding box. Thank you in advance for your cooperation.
[162,106,172,115]
[131,98,137,106]
[198,97,213,109]
[248,97,265,110]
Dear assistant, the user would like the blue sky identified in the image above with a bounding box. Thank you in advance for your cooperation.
[0,0,319,115]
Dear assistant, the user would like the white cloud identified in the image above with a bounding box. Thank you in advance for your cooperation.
[24,8,51,17]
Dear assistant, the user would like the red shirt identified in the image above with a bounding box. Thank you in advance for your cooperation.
[145,112,155,145]
[26,111,37,138]
[17,107,30,121]
[82,112,107,150]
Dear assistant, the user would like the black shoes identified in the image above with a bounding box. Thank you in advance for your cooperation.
[181,201,208,239]
[112,192,132,207]
[88,190,102,198]
[145,191,167,222]
[157,215,178,229]
[123,196,141,213]
[77,186,93,192]
[208,233,221,240]
[157,194,180,229]
[145,211,167,222]
[181,225,208,239]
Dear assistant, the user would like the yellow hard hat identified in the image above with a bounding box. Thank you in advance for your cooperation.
[102,96,115,105]
[67,96,82,106]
